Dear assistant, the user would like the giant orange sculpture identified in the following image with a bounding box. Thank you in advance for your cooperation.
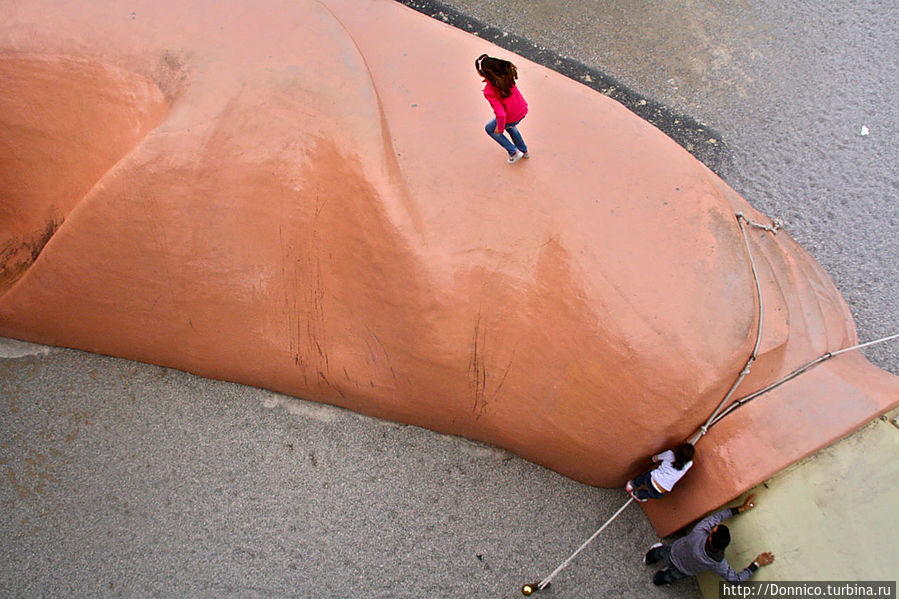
[2,0,896,535]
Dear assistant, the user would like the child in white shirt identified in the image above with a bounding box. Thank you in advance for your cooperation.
[626,443,694,502]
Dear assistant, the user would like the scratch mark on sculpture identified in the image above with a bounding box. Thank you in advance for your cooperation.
[493,352,515,398]
[469,312,488,419]
[468,313,515,420]
[307,221,328,375]
[279,217,310,376]
[294,261,302,368]
[318,370,345,398]
[304,194,330,381]
[290,207,328,378]
[279,222,289,350]
[368,330,391,364]
[313,194,330,218]
[365,328,398,388]
[363,334,378,365]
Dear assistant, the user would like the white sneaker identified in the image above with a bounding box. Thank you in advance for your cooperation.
[507,150,524,164]
[522,151,530,159]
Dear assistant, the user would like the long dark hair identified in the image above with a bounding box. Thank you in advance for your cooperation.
[475,53,518,98]
[673,443,695,470]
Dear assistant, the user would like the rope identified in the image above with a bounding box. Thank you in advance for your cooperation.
[737,212,783,234]
[536,497,635,590]
[520,211,895,594]
[688,213,776,444]
[830,332,899,356]
[689,212,897,439]
[526,212,777,592]
[708,332,899,427]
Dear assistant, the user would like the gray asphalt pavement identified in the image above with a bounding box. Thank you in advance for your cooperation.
[2,342,693,598]
[2,1,897,597]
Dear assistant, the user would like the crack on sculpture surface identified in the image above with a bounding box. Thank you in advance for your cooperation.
[468,311,488,419]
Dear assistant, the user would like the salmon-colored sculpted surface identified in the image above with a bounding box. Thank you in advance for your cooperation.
[2,0,896,534]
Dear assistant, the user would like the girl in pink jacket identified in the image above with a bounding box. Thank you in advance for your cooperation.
[476,54,529,164]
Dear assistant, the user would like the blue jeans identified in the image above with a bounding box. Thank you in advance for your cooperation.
[485,117,527,155]
[631,471,665,501]
[647,544,689,585]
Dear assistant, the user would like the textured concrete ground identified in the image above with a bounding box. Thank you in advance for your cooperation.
[2,1,897,597]
[1,342,696,598]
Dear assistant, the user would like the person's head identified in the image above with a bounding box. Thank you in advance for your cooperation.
[709,524,731,551]
[672,442,695,470]
[475,54,518,97]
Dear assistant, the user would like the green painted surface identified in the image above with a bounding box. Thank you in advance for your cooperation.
[699,408,899,596]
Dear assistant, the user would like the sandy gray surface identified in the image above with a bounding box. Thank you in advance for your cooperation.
[1,343,694,598]
[2,1,897,598]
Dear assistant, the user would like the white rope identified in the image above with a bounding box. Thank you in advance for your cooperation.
[708,332,899,427]
[688,213,775,444]
[829,332,899,356]
[529,212,775,589]
[536,497,635,590]
[737,212,783,234]
[688,212,897,439]
[521,212,894,593]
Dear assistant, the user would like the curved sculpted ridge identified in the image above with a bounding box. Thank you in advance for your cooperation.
[1,0,896,534]
[0,55,167,290]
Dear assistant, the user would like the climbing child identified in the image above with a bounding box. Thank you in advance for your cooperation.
[476,53,529,164]
[626,442,694,502]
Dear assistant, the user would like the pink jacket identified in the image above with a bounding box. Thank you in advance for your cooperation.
[482,80,528,133]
